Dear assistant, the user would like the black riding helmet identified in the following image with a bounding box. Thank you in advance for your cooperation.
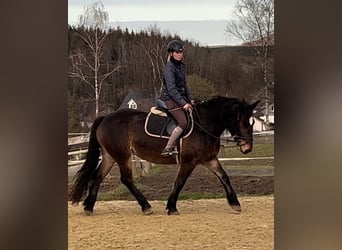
[167,40,184,52]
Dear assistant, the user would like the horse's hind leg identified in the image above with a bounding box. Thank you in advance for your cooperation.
[203,158,241,212]
[83,152,114,215]
[118,159,153,215]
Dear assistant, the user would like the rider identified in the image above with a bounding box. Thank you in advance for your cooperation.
[160,39,195,156]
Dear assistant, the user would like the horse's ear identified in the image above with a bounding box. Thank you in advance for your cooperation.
[250,100,261,110]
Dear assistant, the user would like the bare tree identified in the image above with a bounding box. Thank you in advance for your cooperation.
[225,0,274,125]
[68,1,120,118]
[137,25,167,98]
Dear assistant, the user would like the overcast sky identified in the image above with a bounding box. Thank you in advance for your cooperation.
[68,0,240,45]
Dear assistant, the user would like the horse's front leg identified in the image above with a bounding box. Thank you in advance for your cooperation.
[166,161,196,215]
[203,158,241,212]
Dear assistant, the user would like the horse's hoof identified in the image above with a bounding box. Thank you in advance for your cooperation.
[84,209,93,216]
[142,207,153,215]
[231,205,241,212]
[167,210,180,215]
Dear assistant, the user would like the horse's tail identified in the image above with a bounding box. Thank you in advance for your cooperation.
[69,116,105,204]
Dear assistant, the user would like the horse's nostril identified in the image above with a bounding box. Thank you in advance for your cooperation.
[241,147,252,154]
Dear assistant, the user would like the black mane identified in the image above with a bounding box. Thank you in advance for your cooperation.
[198,96,241,108]
[195,96,242,120]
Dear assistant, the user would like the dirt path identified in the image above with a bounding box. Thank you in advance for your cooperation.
[68,196,274,249]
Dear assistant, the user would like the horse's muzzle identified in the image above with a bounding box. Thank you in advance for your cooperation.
[239,141,253,154]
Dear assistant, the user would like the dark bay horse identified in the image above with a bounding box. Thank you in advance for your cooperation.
[69,96,260,215]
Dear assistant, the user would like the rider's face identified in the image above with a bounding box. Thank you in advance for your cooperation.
[171,50,183,61]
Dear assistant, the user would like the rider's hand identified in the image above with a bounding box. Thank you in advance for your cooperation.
[190,99,195,105]
[183,103,192,111]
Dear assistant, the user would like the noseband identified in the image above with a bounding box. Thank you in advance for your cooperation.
[233,117,254,146]
[232,135,253,146]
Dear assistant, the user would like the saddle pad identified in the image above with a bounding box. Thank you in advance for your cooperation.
[144,112,194,139]
[145,112,175,138]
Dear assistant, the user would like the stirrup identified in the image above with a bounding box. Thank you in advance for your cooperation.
[161,147,178,157]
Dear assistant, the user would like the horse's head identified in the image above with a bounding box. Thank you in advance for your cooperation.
[231,99,260,154]
[194,97,260,154]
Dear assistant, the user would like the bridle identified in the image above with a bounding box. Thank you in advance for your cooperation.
[234,117,255,146]
[191,106,254,147]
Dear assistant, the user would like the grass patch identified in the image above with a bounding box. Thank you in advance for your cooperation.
[97,182,144,201]
[174,192,225,200]
[147,164,164,176]
[223,164,273,171]
[223,143,274,158]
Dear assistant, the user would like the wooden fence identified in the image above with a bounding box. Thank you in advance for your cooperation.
[68,131,274,177]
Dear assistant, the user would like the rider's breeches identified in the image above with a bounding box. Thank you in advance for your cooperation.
[165,99,187,130]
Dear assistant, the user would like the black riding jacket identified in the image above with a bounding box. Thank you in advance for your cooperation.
[160,57,193,107]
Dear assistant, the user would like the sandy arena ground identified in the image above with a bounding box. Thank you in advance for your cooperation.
[68,196,274,249]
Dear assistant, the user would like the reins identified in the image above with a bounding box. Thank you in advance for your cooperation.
[191,106,221,141]
[191,105,253,145]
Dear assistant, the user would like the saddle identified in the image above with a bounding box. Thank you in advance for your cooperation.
[144,99,193,139]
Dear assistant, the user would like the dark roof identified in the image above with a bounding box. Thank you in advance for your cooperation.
[118,89,155,112]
